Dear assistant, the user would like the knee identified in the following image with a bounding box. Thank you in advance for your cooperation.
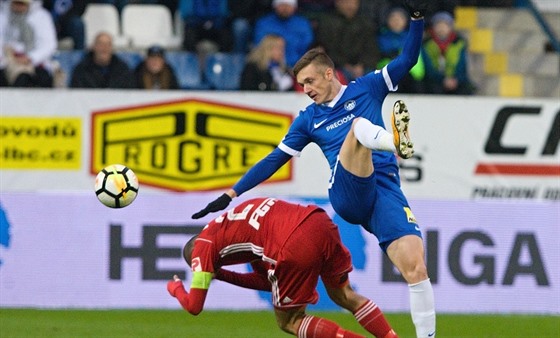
[327,290,347,308]
[276,321,294,335]
[275,310,305,335]
[326,283,366,312]
[350,117,364,134]
[401,262,428,284]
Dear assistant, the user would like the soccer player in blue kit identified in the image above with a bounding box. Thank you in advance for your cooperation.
[192,1,435,337]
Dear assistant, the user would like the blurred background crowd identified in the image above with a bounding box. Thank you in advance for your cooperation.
[0,0,557,97]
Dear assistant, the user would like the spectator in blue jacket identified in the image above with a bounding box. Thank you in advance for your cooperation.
[253,0,314,67]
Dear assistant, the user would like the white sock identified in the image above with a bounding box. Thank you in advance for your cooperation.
[409,278,436,338]
[353,118,395,152]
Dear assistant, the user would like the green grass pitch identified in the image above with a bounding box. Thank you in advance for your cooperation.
[0,309,558,337]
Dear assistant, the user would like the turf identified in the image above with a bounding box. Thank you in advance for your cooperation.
[0,309,558,337]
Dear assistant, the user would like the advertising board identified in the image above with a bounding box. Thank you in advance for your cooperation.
[0,193,557,313]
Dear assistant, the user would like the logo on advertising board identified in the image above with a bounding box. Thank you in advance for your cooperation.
[0,117,81,169]
[91,98,293,191]
[473,106,560,200]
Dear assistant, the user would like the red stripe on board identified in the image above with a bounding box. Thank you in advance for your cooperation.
[475,163,560,176]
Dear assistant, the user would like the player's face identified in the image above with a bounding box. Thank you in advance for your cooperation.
[296,63,336,104]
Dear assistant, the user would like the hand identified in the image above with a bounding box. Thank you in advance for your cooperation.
[192,193,232,219]
[404,0,428,19]
[167,275,183,297]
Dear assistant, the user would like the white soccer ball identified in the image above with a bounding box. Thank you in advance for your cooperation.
[95,164,139,208]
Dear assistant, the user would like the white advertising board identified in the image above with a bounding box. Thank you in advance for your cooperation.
[1,90,559,202]
[0,193,558,313]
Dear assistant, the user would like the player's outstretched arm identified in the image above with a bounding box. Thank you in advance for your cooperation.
[215,269,272,291]
[383,0,426,85]
[192,192,233,219]
[191,148,292,219]
[214,261,272,291]
[167,275,209,315]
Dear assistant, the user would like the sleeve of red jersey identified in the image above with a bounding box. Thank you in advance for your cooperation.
[215,261,272,291]
[167,279,208,315]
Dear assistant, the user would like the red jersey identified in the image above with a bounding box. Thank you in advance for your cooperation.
[169,197,352,312]
[191,197,320,273]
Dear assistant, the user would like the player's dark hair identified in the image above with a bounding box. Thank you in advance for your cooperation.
[293,48,335,77]
[182,235,198,266]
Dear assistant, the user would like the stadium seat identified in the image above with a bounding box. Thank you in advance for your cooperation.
[121,4,182,50]
[52,50,85,86]
[115,51,143,70]
[166,51,206,89]
[83,3,129,49]
[204,53,246,90]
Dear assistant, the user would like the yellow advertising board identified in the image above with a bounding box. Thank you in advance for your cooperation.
[0,117,81,169]
[91,98,293,191]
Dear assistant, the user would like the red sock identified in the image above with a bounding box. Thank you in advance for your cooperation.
[297,315,365,338]
[353,300,395,338]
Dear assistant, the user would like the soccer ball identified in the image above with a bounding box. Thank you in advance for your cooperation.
[95,164,139,208]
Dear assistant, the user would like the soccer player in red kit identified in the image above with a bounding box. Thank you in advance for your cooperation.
[167,197,398,338]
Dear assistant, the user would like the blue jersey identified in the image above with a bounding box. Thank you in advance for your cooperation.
[279,70,397,172]
[232,19,424,197]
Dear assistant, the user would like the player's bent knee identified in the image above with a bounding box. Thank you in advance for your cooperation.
[402,263,429,284]
[274,308,305,335]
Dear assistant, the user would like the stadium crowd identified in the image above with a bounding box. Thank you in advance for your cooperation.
[0,0,516,92]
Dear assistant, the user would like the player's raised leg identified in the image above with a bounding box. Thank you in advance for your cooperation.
[340,111,407,178]
[337,119,376,178]
[386,235,435,338]
[348,100,416,160]
[351,117,396,155]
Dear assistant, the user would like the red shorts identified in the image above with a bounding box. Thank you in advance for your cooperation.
[269,210,353,308]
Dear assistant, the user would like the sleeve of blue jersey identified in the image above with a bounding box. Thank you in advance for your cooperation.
[232,147,292,196]
[386,18,425,85]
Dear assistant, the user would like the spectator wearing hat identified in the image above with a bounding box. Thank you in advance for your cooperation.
[421,11,475,95]
[377,6,425,93]
[253,0,314,67]
[134,45,179,90]
[70,31,135,89]
[314,0,379,81]
[0,0,57,87]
